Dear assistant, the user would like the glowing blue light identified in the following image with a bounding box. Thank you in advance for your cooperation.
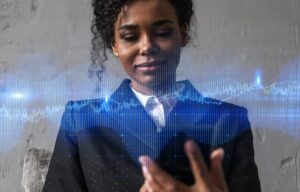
[256,76,261,85]
[105,96,109,102]
[12,92,25,99]
[255,69,263,87]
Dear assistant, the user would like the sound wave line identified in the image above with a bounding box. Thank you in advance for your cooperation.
[0,105,65,122]
[0,81,299,122]
[202,81,300,100]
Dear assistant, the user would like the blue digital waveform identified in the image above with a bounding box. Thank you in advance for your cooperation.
[202,80,300,99]
[0,80,299,123]
[1,53,300,153]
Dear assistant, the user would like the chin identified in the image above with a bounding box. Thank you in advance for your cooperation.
[143,77,171,89]
[141,75,162,84]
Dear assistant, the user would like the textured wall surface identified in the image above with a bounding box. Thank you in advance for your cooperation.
[0,0,299,191]
[22,148,51,192]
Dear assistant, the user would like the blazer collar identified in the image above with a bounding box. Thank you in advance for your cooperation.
[108,79,211,137]
[107,79,210,162]
[109,79,205,106]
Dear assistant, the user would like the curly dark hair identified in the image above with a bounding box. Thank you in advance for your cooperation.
[90,0,194,81]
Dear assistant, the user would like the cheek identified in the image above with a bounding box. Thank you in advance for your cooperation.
[160,44,181,61]
[161,41,181,68]
[159,37,181,55]
[118,48,136,67]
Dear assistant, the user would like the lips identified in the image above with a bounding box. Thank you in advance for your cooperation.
[134,60,165,68]
[134,60,166,73]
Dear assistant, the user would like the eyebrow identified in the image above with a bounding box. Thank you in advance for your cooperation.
[118,19,174,31]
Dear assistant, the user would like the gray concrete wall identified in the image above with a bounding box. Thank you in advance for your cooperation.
[0,0,299,191]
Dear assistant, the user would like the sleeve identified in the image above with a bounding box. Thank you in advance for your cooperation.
[42,102,88,192]
[227,109,261,192]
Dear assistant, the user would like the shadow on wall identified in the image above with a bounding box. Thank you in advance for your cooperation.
[253,128,300,192]
[21,128,300,192]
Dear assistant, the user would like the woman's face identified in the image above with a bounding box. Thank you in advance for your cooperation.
[112,0,185,94]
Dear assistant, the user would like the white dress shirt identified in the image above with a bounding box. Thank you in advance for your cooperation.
[130,84,184,132]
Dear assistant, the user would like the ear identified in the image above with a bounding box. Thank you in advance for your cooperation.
[111,43,119,57]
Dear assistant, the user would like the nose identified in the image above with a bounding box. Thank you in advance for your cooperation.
[139,34,158,56]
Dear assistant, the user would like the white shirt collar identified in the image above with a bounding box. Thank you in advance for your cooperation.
[130,86,155,108]
[130,83,185,109]
[130,83,185,130]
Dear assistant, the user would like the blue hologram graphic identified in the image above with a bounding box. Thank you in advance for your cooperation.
[0,80,299,121]
[11,92,25,99]
[256,77,261,86]
[1,53,300,153]
[255,69,263,87]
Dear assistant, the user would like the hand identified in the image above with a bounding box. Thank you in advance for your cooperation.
[138,140,229,192]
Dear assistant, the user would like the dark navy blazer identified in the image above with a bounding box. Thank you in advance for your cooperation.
[43,79,261,192]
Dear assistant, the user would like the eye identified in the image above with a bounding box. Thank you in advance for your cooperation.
[121,34,138,42]
[155,30,173,38]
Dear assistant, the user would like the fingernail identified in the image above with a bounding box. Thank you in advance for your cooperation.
[138,156,151,167]
[138,156,146,165]
[216,148,224,158]
[211,148,225,159]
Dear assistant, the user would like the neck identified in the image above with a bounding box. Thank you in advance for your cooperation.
[131,79,176,97]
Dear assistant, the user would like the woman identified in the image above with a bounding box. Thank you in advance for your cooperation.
[43,0,261,191]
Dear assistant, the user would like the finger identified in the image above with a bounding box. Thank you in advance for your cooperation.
[139,156,180,191]
[139,156,166,190]
[144,172,189,192]
[139,156,155,181]
[139,182,148,192]
[141,161,153,180]
[145,177,164,192]
[184,140,212,188]
[209,148,228,190]
[139,157,160,192]
[142,165,166,192]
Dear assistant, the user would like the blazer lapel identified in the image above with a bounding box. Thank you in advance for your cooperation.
[106,80,219,164]
[167,81,211,130]
[108,79,171,163]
